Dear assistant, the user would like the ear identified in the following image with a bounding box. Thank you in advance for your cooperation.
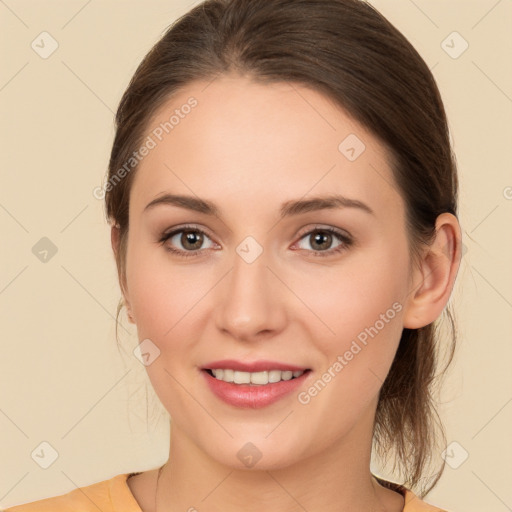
[403,213,462,329]
[111,223,120,259]
[111,224,136,324]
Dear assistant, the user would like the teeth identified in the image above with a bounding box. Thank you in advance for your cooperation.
[210,369,305,385]
[268,370,281,383]
[250,371,268,385]
[223,369,234,382]
[234,371,251,384]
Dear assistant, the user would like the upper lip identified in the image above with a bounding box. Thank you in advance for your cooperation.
[202,359,309,372]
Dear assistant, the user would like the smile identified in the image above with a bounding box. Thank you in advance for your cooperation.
[206,368,306,385]
[201,362,312,408]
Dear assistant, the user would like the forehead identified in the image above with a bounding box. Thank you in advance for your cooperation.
[130,75,403,220]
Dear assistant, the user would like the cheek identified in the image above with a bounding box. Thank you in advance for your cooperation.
[125,234,209,338]
[124,238,210,414]
[292,252,407,428]
[296,243,407,375]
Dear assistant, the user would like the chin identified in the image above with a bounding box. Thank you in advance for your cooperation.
[201,433,310,472]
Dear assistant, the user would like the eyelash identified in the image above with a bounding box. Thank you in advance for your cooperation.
[158,224,353,259]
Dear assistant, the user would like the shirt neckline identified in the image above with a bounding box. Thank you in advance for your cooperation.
[115,472,421,512]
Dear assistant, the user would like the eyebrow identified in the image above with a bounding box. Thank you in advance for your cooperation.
[143,193,375,218]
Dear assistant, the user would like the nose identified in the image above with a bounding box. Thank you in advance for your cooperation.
[214,245,287,343]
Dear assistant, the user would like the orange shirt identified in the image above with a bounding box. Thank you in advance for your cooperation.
[3,473,450,511]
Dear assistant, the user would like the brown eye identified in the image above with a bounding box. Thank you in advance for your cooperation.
[159,225,216,258]
[309,231,334,251]
[295,227,353,257]
[180,230,204,250]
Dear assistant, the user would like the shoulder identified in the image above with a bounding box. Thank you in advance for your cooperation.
[402,488,452,512]
[373,475,451,512]
[2,473,141,512]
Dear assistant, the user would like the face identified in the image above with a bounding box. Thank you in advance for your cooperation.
[121,74,416,470]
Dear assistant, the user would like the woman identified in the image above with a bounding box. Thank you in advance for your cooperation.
[5,0,462,510]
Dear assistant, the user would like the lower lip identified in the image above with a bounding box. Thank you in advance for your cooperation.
[202,370,310,409]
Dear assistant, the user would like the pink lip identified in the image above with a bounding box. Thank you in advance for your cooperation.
[201,367,311,409]
[202,359,309,372]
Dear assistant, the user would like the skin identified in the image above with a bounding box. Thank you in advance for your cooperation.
[111,74,462,512]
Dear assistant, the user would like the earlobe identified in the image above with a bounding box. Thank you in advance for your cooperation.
[126,306,136,324]
[111,224,135,323]
[111,223,121,258]
[403,213,462,329]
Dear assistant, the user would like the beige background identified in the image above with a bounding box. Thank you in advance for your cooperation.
[1,0,511,510]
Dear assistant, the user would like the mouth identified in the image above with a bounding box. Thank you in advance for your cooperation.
[200,360,312,408]
[203,368,309,385]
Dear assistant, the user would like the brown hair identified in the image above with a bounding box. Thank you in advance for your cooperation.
[105,0,458,497]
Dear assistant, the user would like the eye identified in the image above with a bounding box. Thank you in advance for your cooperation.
[159,224,353,259]
[159,225,216,258]
[294,226,353,257]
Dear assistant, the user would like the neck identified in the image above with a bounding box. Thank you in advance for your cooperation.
[155,416,403,512]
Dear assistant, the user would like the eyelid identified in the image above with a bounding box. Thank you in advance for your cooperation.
[295,223,351,241]
[160,223,351,241]
[291,224,353,256]
[161,223,215,240]
[159,223,218,249]
[159,223,353,257]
